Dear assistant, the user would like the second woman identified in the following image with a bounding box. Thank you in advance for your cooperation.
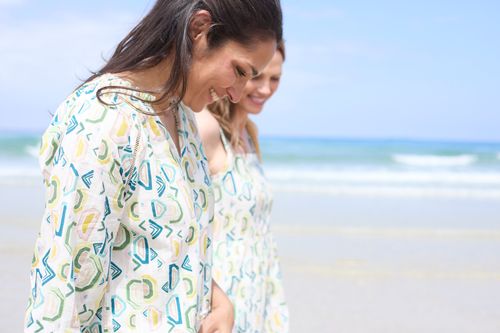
[197,43,288,332]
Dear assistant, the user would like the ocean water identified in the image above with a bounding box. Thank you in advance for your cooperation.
[260,137,500,199]
[0,134,41,185]
[1,133,500,199]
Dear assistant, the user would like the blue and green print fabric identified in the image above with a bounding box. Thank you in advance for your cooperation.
[25,74,214,332]
[211,130,289,333]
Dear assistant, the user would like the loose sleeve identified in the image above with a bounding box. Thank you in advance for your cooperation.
[25,99,137,332]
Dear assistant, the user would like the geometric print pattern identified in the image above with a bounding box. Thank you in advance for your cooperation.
[25,74,214,332]
[211,130,289,333]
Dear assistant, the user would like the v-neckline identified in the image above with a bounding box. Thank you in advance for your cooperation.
[104,73,187,164]
[154,105,186,163]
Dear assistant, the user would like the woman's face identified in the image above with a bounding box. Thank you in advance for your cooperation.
[185,38,277,112]
[235,51,284,115]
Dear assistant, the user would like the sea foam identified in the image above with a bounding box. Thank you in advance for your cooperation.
[392,154,477,167]
[0,166,41,186]
[24,144,39,158]
[270,183,500,199]
[265,168,500,185]
[265,166,500,199]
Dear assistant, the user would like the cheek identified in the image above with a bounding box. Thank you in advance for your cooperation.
[243,82,259,95]
[201,62,233,89]
[215,65,237,88]
[269,81,280,95]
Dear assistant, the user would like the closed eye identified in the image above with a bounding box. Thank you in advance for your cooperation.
[236,66,247,78]
[251,73,263,81]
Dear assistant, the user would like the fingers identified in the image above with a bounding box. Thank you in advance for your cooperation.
[199,314,215,333]
[199,312,231,333]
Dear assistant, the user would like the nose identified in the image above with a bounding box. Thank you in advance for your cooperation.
[257,81,272,97]
[226,78,247,103]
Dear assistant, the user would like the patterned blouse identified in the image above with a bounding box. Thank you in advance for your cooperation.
[211,130,289,333]
[25,74,214,332]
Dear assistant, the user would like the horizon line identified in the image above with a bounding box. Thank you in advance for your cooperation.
[1,128,500,145]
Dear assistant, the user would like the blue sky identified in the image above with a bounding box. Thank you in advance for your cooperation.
[1,0,499,142]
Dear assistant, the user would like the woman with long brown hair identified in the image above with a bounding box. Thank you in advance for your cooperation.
[25,1,282,332]
[196,43,288,332]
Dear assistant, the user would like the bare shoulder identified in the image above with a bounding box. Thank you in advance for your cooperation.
[195,108,222,157]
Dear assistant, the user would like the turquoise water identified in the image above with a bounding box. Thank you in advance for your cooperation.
[261,137,500,169]
[0,133,41,182]
[0,134,39,160]
[260,137,500,198]
[1,133,500,198]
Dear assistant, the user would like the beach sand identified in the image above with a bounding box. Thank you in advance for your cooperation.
[2,183,500,332]
[273,192,500,333]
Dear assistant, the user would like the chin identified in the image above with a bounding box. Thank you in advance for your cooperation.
[186,99,206,113]
[245,103,264,115]
[247,108,263,115]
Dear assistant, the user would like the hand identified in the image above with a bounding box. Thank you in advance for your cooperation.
[199,281,234,333]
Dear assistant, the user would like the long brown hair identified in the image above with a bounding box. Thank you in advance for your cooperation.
[209,41,285,159]
[87,0,283,110]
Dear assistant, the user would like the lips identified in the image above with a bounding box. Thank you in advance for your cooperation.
[247,94,266,106]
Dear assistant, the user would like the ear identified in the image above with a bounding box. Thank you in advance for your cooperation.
[189,10,212,41]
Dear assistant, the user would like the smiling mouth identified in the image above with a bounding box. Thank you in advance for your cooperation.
[210,88,220,102]
[248,95,266,105]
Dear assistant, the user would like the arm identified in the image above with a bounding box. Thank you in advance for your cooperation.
[25,103,134,331]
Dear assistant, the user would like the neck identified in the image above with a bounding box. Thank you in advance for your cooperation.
[231,105,249,133]
[118,58,176,109]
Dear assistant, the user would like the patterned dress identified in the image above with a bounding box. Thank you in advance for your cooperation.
[25,74,214,332]
[211,130,289,333]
